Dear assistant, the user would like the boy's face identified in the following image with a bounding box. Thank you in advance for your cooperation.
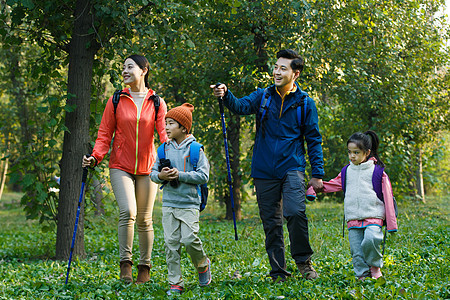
[165,118,187,142]
[273,57,300,89]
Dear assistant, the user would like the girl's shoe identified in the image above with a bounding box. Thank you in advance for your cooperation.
[370,266,383,279]
[167,285,183,296]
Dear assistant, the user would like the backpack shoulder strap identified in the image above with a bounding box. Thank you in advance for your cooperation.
[296,95,307,134]
[157,142,166,160]
[259,88,271,121]
[341,164,350,193]
[372,164,385,201]
[112,90,122,115]
[189,141,203,170]
[150,94,160,121]
[112,89,131,115]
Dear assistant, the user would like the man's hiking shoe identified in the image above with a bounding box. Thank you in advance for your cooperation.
[297,258,318,280]
[272,276,287,284]
[119,260,133,283]
[198,258,212,286]
[167,285,183,296]
[370,266,383,279]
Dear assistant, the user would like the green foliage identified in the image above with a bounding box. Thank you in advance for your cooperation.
[0,193,448,299]
[0,0,449,231]
[7,94,68,229]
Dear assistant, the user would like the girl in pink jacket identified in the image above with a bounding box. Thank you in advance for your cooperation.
[307,131,397,280]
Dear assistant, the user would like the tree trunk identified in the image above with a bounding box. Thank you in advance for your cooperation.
[225,114,242,221]
[416,147,426,203]
[91,175,105,216]
[0,155,8,201]
[56,0,99,260]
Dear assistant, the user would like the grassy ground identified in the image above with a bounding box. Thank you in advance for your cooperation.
[0,191,448,299]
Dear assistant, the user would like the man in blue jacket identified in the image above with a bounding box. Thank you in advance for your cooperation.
[210,49,324,282]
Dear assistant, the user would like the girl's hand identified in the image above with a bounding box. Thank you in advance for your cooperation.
[82,155,95,168]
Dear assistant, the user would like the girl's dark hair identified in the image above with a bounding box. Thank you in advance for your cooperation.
[347,130,385,167]
[126,54,150,88]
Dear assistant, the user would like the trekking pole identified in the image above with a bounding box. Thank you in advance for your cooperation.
[65,156,89,284]
[216,83,238,241]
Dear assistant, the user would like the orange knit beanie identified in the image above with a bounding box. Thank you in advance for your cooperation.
[165,103,195,133]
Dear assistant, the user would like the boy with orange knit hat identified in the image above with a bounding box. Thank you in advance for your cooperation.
[150,103,211,296]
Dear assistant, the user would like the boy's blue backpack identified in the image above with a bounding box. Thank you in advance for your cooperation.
[258,87,307,135]
[340,163,398,219]
[157,141,208,212]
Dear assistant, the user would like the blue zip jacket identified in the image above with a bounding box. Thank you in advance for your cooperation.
[223,83,324,179]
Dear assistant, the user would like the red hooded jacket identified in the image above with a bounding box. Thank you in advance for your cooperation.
[92,88,168,175]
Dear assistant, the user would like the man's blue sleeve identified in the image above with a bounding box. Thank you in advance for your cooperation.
[303,97,324,178]
[223,89,262,115]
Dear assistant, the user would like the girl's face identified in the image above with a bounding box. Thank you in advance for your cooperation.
[347,142,371,165]
[122,58,146,87]
[165,118,187,143]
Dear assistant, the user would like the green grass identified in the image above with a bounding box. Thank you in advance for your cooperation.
[0,192,448,299]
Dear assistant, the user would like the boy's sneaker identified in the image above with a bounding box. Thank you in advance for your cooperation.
[167,285,183,296]
[297,258,318,280]
[198,258,212,286]
[370,266,383,279]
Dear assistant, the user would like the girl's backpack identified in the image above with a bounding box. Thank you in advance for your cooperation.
[341,164,398,219]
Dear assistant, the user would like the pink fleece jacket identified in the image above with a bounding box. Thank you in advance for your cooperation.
[306,160,398,232]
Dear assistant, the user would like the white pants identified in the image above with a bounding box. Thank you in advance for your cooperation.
[110,168,157,266]
[162,207,208,286]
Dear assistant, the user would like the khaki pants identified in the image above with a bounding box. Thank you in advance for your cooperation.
[162,207,208,286]
[110,168,157,266]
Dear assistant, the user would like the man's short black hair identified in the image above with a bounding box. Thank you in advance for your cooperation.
[276,49,304,73]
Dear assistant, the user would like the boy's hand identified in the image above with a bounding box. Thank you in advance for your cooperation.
[158,167,179,181]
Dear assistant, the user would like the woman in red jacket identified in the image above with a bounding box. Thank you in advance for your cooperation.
[83,55,168,284]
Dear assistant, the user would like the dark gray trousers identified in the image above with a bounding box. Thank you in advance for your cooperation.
[254,171,314,279]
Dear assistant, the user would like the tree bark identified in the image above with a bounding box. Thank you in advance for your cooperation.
[0,155,8,201]
[56,0,99,260]
[91,175,105,216]
[225,114,242,221]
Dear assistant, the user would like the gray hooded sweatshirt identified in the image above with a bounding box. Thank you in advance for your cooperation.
[150,135,209,209]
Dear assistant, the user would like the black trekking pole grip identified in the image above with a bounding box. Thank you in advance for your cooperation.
[82,154,90,183]
[216,83,225,115]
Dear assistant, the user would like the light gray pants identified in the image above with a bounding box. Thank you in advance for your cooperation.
[110,168,157,266]
[162,207,208,287]
[348,226,383,278]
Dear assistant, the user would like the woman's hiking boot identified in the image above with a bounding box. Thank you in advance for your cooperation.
[119,260,133,283]
[297,258,318,280]
[136,264,151,284]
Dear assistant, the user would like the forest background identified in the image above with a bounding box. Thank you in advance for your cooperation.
[0,0,449,263]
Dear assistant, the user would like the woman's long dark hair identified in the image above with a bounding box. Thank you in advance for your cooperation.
[347,130,385,167]
[126,54,150,88]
